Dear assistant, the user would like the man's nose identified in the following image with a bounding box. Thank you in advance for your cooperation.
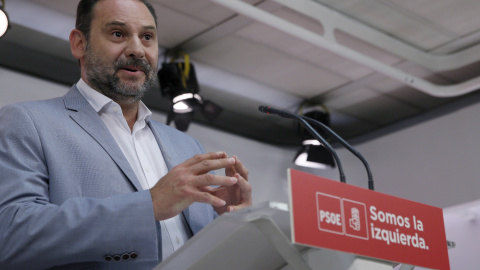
[125,37,145,59]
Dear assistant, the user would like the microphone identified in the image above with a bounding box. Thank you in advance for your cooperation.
[259,106,346,183]
[299,115,374,190]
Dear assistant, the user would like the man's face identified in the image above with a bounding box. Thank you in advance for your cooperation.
[83,0,159,103]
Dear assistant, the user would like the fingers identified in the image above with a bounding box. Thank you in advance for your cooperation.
[232,156,249,181]
[190,190,227,207]
[182,151,225,167]
[228,172,252,212]
[192,173,238,188]
[182,152,236,175]
[234,173,251,196]
[151,175,231,220]
[226,200,251,212]
[192,157,236,175]
[151,151,249,220]
[216,172,253,214]
[191,152,247,181]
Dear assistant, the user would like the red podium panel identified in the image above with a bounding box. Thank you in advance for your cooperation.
[288,169,450,270]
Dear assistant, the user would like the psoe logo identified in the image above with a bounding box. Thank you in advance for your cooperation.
[316,192,369,240]
[316,192,343,235]
[350,208,361,231]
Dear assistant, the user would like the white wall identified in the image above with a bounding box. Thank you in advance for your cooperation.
[440,199,480,270]
[0,68,69,104]
[335,101,480,209]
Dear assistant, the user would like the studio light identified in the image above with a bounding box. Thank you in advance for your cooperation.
[294,139,335,169]
[294,106,335,169]
[158,54,223,131]
[0,0,9,38]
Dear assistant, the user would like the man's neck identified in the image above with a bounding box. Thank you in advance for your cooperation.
[80,76,140,132]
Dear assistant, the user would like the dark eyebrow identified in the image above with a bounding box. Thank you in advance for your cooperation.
[104,21,156,31]
[104,21,126,28]
[144,25,156,31]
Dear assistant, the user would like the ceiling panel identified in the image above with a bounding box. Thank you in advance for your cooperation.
[268,7,326,35]
[325,87,422,125]
[369,79,448,110]
[3,0,480,146]
[259,59,348,97]
[155,0,261,24]
[8,0,76,40]
[367,62,455,109]
[151,3,211,48]
[314,0,456,50]
[24,0,78,16]
[236,22,316,58]
[233,8,400,81]
[300,47,374,80]
[390,0,480,36]
[374,84,451,111]
[234,4,327,57]
[438,60,480,83]
[328,110,378,138]
[190,35,348,97]
[325,87,381,109]
[334,30,402,66]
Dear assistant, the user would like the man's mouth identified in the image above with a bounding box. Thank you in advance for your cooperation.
[121,66,144,73]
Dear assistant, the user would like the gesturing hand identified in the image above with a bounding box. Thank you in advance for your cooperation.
[208,154,252,215]
[149,152,239,221]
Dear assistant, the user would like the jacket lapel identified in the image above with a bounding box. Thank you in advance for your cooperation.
[181,203,211,234]
[63,86,143,191]
[148,122,214,234]
[148,121,177,171]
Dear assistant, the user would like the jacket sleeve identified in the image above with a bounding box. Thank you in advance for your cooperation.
[0,104,159,269]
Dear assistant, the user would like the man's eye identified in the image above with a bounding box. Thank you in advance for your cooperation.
[113,31,122,38]
[144,34,153,41]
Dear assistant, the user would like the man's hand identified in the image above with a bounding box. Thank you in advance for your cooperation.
[149,152,239,221]
[208,154,252,215]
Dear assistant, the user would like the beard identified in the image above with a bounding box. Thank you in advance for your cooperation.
[84,43,157,104]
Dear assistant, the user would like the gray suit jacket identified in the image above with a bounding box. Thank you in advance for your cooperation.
[0,86,216,270]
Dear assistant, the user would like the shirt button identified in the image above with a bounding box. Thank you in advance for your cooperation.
[122,253,130,260]
[176,236,180,244]
[104,255,113,262]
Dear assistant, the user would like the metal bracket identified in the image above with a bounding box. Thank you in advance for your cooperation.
[275,0,480,72]
[211,0,480,98]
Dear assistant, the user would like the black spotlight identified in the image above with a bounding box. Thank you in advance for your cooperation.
[158,57,222,131]
[294,109,335,169]
[0,0,10,38]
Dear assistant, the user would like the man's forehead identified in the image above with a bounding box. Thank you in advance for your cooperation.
[92,0,156,28]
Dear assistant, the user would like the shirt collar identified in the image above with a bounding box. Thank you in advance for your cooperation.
[76,78,113,113]
[76,78,152,122]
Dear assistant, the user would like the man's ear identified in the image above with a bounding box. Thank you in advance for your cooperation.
[69,29,86,60]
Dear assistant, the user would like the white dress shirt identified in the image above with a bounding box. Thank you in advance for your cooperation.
[76,79,191,259]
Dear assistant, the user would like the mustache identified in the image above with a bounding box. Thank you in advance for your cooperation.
[113,58,155,74]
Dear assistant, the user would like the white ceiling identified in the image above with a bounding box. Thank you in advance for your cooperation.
[2,0,480,145]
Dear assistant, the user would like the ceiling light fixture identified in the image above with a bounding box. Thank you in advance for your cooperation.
[294,105,335,169]
[158,53,223,131]
[294,139,335,169]
[0,0,9,38]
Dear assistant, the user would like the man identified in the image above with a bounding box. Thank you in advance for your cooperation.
[0,0,251,269]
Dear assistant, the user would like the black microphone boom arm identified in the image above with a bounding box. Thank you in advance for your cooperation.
[259,106,346,183]
[301,116,374,190]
